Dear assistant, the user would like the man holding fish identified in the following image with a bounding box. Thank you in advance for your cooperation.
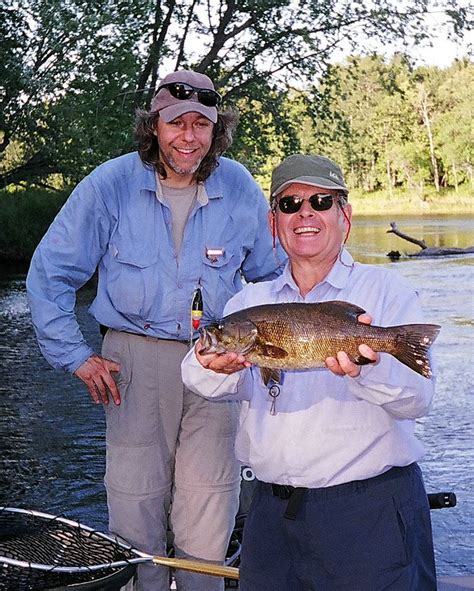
[182,154,438,590]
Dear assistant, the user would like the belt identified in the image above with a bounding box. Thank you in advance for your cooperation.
[267,483,307,520]
[271,484,300,500]
[100,324,193,344]
[265,465,415,520]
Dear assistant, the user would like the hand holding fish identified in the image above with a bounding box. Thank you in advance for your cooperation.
[195,344,252,375]
[325,314,379,377]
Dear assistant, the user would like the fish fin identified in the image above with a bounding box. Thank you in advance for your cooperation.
[353,353,376,366]
[392,324,441,378]
[260,343,288,359]
[260,367,282,386]
[319,300,367,320]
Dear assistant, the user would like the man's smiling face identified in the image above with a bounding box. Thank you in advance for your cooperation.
[272,182,351,265]
[156,111,214,181]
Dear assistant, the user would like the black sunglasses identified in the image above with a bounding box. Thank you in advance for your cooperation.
[157,82,222,107]
[275,193,344,214]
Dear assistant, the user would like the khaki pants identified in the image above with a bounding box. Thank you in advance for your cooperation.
[102,330,241,591]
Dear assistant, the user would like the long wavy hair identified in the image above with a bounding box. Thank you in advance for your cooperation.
[134,108,239,183]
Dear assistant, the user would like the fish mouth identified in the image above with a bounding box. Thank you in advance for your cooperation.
[294,226,321,235]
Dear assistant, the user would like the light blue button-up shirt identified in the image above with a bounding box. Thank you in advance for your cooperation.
[26,152,285,373]
[182,250,436,487]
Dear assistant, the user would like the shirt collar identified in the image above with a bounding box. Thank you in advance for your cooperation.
[139,153,223,202]
[272,248,355,296]
[271,264,298,295]
[324,248,354,289]
[141,162,157,192]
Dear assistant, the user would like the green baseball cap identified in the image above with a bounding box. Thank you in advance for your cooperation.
[270,154,348,198]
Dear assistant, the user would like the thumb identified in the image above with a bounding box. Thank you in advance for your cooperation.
[357,313,372,325]
[104,358,120,372]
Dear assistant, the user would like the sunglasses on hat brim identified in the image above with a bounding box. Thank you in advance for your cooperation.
[157,82,222,107]
[273,193,345,214]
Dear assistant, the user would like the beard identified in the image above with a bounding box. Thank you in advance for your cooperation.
[168,158,201,176]
[160,147,203,177]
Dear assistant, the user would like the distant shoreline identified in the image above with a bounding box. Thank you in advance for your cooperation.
[347,187,473,216]
[352,203,473,216]
[0,188,472,263]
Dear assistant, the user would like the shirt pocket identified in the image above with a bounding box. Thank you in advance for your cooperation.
[107,240,159,319]
[200,250,242,320]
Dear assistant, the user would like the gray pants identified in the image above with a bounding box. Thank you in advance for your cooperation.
[102,330,241,591]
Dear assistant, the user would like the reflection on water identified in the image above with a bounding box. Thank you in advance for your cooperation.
[0,215,473,576]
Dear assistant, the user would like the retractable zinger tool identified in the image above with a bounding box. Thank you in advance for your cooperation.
[190,285,203,346]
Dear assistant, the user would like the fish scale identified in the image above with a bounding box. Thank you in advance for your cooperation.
[244,315,398,369]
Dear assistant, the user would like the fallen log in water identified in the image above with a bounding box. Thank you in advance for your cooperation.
[386,222,474,259]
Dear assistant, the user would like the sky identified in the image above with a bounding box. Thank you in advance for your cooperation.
[388,3,473,67]
[414,36,472,67]
[327,6,473,69]
[394,8,473,67]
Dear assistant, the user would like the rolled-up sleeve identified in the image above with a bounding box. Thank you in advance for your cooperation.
[347,355,435,419]
[26,176,111,372]
[346,272,436,419]
[181,347,248,400]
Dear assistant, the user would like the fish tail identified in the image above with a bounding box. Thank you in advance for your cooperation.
[392,324,441,378]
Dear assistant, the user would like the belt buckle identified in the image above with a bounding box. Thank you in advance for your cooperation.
[271,484,294,500]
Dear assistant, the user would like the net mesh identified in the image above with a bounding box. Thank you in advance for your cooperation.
[0,508,135,590]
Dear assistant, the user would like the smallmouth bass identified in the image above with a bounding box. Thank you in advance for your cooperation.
[199,301,440,385]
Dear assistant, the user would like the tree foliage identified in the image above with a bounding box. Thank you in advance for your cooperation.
[303,55,473,196]
[0,0,471,188]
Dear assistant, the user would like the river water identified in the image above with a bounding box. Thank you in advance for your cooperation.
[0,214,473,578]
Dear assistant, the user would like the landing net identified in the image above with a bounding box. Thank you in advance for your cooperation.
[0,507,134,590]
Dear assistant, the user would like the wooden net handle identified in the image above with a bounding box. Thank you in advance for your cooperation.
[152,555,239,579]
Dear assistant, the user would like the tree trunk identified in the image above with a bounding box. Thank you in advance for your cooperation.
[173,0,199,71]
[370,155,376,191]
[386,222,474,258]
[452,162,459,193]
[387,222,427,249]
[419,86,440,193]
[134,0,178,109]
[386,156,393,197]
[418,179,425,201]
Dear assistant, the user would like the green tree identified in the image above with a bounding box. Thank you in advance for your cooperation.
[303,55,420,192]
[435,60,474,191]
[0,0,146,186]
[409,65,450,193]
[296,53,474,196]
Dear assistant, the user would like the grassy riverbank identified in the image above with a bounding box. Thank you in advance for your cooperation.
[0,188,68,261]
[349,187,473,215]
[0,186,472,262]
